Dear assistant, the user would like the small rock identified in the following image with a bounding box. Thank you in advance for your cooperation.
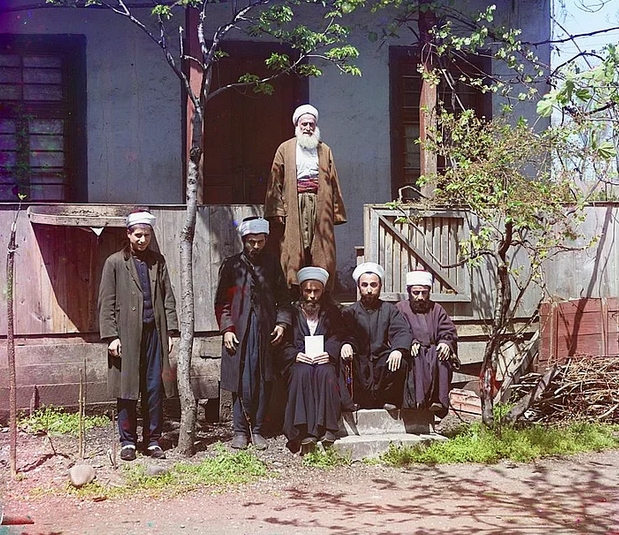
[69,464,95,488]
[146,464,168,477]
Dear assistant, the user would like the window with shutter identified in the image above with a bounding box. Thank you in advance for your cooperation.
[0,35,86,201]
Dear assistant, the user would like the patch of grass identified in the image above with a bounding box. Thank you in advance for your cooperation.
[18,405,110,436]
[67,444,269,499]
[380,421,619,467]
[302,447,351,468]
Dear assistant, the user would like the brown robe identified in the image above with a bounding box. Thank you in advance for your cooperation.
[264,138,347,290]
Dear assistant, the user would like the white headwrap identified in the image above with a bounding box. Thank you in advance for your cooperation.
[352,262,385,283]
[292,104,319,126]
[239,217,269,237]
[126,211,156,228]
[406,270,433,288]
[297,266,329,287]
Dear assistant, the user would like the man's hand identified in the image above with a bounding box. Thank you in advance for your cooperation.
[437,342,451,360]
[108,338,122,358]
[168,336,174,353]
[340,343,354,361]
[410,342,420,357]
[386,350,403,372]
[312,352,330,365]
[224,331,239,353]
[275,216,285,226]
[271,325,285,346]
[296,352,313,364]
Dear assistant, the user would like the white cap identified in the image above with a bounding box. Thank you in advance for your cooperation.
[352,262,384,283]
[292,104,319,126]
[406,270,433,287]
[297,266,329,287]
[239,217,269,237]
[126,211,156,228]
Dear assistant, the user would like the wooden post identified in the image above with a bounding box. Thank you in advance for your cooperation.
[6,204,20,479]
[418,1,438,199]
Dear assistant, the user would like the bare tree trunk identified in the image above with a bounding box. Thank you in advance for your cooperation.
[176,144,201,456]
[7,206,19,478]
[480,338,498,426]
[480,221,514,426]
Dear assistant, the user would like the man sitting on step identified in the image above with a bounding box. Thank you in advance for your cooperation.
[396,270,459,418]
[280,267,347,453]
[340,262,413,410]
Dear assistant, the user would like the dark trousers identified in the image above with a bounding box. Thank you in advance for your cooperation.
[117,323,163,448]
[233,312,271,436]
[351,355,408,409]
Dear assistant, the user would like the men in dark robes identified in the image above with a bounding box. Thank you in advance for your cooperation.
[340,262,412,410]
[396,270,459,418]
[264,104,347,293]
[215,217,292,450]
[280,266,345,453]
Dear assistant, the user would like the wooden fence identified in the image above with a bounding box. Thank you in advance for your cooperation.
[2,202,619,417]
[0,203,262,416]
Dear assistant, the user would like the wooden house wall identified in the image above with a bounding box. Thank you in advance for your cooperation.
[2,203,619,417]
[0,204,261,418]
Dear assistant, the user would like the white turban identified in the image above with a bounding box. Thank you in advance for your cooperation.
[406,270,433,288]
[352,262,385,283]
[239,217,269,237]
[297,266,329,287]
[292,104,319,126]
[126,211,156,228]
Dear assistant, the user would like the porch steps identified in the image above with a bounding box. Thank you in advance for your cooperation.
[333,408,446,461]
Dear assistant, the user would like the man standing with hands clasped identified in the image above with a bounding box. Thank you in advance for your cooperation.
[265,104,347,293]
[215,217,292,450]
[98,210,178,461]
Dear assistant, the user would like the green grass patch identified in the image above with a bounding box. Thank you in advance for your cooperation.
[302,447,351,468]
[380,421,619,466]
[18,405,110,436]
[67,444,269,499]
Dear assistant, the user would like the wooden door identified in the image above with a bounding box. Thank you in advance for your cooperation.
[202,42,308,205]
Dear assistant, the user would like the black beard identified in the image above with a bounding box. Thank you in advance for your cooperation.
[361,294,379,309]
[410,299,432,314]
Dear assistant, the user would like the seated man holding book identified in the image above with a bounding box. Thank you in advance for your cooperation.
[280,266,347,454]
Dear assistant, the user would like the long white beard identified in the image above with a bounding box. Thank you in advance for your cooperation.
[295,125,321,150]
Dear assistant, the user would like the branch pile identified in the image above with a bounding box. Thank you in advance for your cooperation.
[510,355,619,424]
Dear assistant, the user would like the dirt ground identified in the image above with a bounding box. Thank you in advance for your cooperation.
[2,420,619,535]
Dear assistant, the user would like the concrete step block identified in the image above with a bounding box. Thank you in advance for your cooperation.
[339,408,434,436]
[333,432,446,461]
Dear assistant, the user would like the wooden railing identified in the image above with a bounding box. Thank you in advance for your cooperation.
[364,204,471,302]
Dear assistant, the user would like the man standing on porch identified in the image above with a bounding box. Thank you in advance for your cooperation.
[264,104,347,293]
[396,270,459,418]
[98,210,178,461]
[215,217,292,450]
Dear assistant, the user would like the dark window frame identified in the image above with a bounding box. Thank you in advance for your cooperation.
[0,34,87,202]
[389,46,492,199]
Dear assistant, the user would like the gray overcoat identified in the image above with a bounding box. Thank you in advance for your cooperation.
[98,247,178,400]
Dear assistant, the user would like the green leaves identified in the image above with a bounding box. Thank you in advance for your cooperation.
[238,74,274,95]
[595,141,617,160]
[536,94,555,118]
[151,4,172,20]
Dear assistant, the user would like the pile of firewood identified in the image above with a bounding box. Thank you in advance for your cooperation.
[510,355,619,423]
